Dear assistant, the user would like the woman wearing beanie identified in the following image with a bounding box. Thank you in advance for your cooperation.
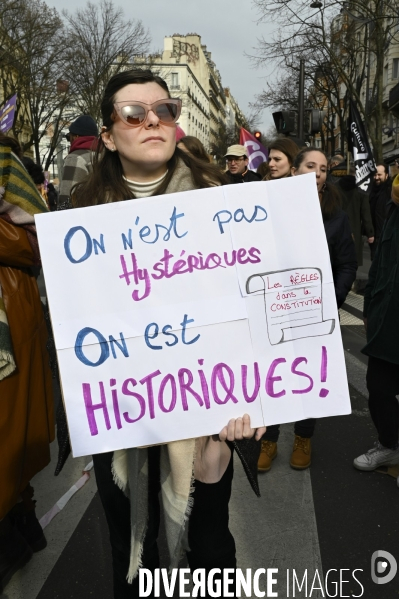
[258,147,356,473]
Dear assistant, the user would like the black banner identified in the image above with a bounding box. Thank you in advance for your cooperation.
[347,99,376,192]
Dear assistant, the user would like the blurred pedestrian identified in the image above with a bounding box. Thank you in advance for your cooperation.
[336,166,374,267]
[369,164,391,260]
[177,136,210,163]
[58,115,98,210]
[21,157,49,208]
[258,148,356,473]
[224,144,261,183]
[267,138,299,180]
[46,182,58,212]
[0,134,54,591]
[353,175,399,474]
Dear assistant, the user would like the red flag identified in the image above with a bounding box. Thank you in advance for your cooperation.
[239,128,268,171]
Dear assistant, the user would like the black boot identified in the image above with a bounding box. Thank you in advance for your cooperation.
[10,485,47,553]
[11,504,47,552]
[0,515,32,593]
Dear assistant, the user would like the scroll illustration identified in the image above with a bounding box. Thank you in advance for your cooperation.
[246,267,335,345]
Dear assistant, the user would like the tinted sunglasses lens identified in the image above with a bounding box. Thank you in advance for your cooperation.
[120,105,146,126]
[156,102,178,123]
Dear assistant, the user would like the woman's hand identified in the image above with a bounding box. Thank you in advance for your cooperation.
[219,414,266,442]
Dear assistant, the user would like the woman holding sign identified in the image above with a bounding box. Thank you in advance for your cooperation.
[257,147,356,473]
[70,69,265,598]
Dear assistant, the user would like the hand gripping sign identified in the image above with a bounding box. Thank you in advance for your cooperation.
[35,174,351,457]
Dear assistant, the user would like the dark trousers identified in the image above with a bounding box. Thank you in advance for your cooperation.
[263,419,316,443]
[367,356,399,449]
[93,447,236,599]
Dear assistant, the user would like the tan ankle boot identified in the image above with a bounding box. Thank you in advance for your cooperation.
[258,440,278,472]
[290,435,311,469]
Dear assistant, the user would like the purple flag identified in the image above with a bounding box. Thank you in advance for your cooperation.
[0,94,17,134]
[239,127,268,171]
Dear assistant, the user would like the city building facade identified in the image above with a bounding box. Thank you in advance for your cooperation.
[134,34,247,152]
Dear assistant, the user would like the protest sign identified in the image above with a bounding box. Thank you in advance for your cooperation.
[0,94,17,134]
[35,174,351,457]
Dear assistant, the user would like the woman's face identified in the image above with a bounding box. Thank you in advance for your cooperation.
[292,151,328,192]
[101,82,176,180]
[268,149,291,179]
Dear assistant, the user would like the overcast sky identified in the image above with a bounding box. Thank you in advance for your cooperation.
[46,0,276,132]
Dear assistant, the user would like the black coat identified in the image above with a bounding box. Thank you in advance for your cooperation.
[369,179,392,241]
[362,203,399,364]
[225,169,262,184]
[337,176,374,266]
[323,209,357,308]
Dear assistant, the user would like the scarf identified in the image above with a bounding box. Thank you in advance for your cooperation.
[0,146,48,380]
[112,159,202,582]
[69,136,98,153]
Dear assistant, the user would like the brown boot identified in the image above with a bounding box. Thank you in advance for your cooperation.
[290,435,311,470]
[258,440,278,472]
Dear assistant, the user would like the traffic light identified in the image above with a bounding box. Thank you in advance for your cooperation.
[254,131,262,141]
[309,110,325,134]
[272,111,296,134]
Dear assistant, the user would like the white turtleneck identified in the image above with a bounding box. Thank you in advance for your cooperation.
[123,171,168,198]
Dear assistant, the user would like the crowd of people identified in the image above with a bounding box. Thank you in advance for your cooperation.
[1,67,398,597]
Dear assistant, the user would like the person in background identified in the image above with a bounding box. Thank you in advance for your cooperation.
[177,135,210,163]
[369,164,391,260]
[267,138,299,180]
[336,165,374,271]
[46,181,58,212]
[0,134,54,591]
[58,115,98,210]
[21,157,49,208]
[224,144,262,183]
[353,175,399,476]
[258,147,357,473]
[327,154,344,184]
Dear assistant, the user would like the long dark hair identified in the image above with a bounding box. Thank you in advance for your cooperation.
[293,147,341,220]
[73,69,226,207]
[178,136,210,163]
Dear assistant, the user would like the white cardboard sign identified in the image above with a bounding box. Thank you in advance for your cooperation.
[35,174,351,457]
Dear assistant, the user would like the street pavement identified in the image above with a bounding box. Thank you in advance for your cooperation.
[3,245,399,599]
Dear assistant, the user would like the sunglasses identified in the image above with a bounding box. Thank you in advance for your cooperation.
[113,99,182,127]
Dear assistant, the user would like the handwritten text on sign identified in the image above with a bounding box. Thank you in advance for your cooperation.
[35,175,351,456]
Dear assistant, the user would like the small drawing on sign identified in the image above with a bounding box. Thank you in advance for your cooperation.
[246,267,335,345]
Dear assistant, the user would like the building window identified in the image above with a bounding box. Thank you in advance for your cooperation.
[171,72,179,89]
[393,58,399,80]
